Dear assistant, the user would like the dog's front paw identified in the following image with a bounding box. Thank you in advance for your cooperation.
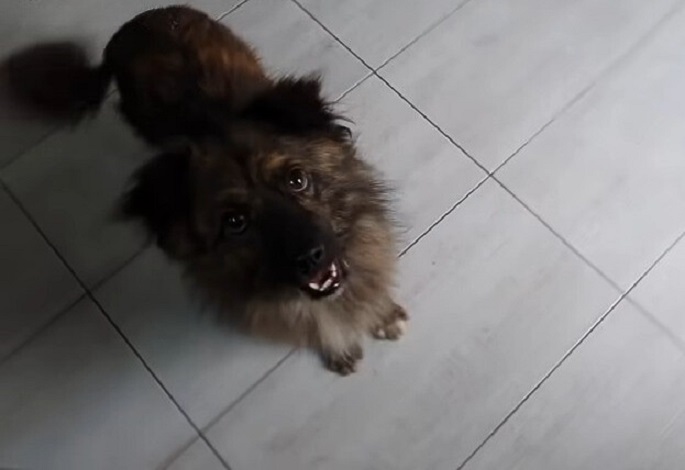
[323,344,363,376]
[372,304,408,341]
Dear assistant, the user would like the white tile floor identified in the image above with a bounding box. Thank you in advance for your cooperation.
[2,0,685,469]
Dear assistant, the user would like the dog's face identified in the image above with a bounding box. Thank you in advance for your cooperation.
[122,77,392,302]
[123,127,390,303]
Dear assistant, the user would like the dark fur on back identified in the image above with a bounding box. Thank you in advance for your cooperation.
[6,5,407,375]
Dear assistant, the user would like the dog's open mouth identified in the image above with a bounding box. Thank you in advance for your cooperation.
[302,258,345,298]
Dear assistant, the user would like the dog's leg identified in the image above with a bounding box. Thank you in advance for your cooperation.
[322,343,364,376]
[371,301,408,341]
[316,318,364,375]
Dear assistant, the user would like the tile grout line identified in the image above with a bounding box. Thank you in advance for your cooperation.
[198,348,298,433]
[296,1,685,467]
[398,174,490,257]
[89,243,149,291]
[0,88,118,173]
[0,241,149,367]
[0,291,87,368]
[374,0,476,73]
[626,295,685,357]
[288,0,487,175]
[216,0,252,22]
[490,0,685,176]
[493,178,624,294]
[495,176,685,353]
[288,2,493,172]
[298,12,492,175]
[0,126,60,172]
[291,0,497,256]
[0,182,233,470]
[455,227,685,470]
[372,66,487,172]
[161,349,298,469]
[335,71,373,103]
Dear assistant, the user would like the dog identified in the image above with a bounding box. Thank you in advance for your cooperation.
[4,5,408,374]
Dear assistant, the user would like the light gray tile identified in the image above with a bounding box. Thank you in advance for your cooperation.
[166,439,226,470]
[224,0,369,100]
[0,188,82,358]
[382,0,680,169]
[300,0,465,68]
[200,180,618,470]
[95,248,289,428]
[339,75,485,246]
[0,102,58,169]
[498,7,685,289]
[629,238,685,343]
[466,302,685,470]
[0,298,197,470]
[0,0,239,167]
[1,97,148,287]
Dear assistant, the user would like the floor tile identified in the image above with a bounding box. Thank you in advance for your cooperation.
[165,439,226,470]
[224,0,369,100]
[498,7,685,289]
[1,98,149,287]
[629,238,685,343]
[94,248,289,428]
[338,75,485,246]
[0,103,58,169]
[382,0,680,169]
[466,301,685,470]
[0,0,239,167]
[0,298,197,470]
[299,0,466,68]
[0,188,82,359]
[199,180,618,470]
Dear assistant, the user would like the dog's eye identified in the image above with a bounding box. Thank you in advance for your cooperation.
[221,210,248,236]
[286,168,309,193]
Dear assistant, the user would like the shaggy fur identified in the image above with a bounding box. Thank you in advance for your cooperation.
[4,5,408,374]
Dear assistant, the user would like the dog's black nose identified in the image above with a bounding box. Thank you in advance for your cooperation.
[296,245,326,278]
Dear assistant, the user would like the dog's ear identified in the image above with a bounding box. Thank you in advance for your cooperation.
[241,76,352,141]
[120,149,196,257]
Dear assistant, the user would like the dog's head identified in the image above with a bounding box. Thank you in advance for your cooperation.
[122,77,393,301]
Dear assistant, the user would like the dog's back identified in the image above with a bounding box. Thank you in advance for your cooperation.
[104,6,269,144]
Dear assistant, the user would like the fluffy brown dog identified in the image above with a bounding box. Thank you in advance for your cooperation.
[6,5,408,374]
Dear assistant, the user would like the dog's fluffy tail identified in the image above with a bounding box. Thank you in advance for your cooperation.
[2,41,112,121]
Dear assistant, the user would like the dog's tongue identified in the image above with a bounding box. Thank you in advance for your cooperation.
[309,262,333,284]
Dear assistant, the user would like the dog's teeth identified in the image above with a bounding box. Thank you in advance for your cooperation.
[309,281,321,290]
[322,278,333,290]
